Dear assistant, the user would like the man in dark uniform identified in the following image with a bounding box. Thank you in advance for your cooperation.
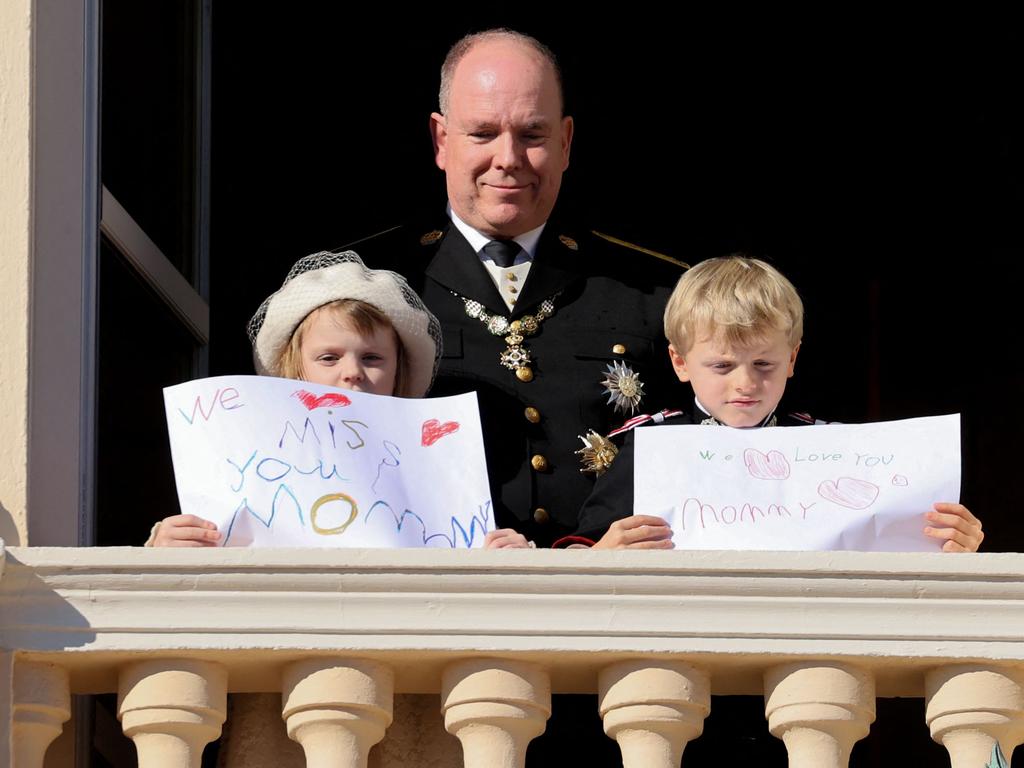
[352,29,686,547]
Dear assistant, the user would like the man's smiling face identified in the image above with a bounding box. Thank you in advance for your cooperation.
[430,38,573,238]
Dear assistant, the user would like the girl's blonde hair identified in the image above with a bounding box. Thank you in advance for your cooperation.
[275,299,408,396]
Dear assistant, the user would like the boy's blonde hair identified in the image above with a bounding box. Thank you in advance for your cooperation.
[664,255,803,353]
[275,299,408,396]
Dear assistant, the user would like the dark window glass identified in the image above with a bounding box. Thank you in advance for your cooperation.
[95,239,197,546]
[101,0,197,280]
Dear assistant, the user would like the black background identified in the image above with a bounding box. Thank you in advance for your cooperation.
[212,14,1023,549]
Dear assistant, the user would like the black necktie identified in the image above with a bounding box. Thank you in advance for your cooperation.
[483,240,522,269]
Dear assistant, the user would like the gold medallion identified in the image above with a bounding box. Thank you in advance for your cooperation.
[454,292,558,383]
[576,430,619,475]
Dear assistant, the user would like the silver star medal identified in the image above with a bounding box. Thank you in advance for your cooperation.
[601,360,645,414]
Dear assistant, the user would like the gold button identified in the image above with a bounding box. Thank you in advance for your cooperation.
[531,454,548,472]
[524,406,541,424]
[515,366,532,382]
[509,286,518,294]
[508,273,518,282]
[612,343,627,355]
[533,507,550,524]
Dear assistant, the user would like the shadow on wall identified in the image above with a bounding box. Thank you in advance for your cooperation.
[0,500,22,546]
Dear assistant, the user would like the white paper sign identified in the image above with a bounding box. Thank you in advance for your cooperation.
[633,415,960,551]
[163,375,493,548]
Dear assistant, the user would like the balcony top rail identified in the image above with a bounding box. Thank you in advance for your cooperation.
[2,544,1024,696]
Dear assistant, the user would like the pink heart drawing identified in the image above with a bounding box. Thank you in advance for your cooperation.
[818,477,880,510]
[744,448,791,480]
[293,390,351,410]
[421,418,460,447]
[892,475,909,486]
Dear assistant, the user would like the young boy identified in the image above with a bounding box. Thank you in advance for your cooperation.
[566,255,984,552]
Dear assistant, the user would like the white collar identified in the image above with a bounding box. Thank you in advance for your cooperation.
[448,207,546,260]
[694,397,778,429]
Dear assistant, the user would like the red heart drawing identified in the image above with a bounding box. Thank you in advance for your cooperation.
[421,418,460,446]
[293,390,351,410]
[818,477,880,510]
[744,448,791,480]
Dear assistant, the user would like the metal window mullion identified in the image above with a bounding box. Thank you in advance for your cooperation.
[192,0,213,376]
[100,186,210,344]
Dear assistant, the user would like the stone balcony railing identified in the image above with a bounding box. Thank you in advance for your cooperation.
[3,544,1024,768]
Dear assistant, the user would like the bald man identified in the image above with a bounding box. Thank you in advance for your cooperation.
[352,29,686,548]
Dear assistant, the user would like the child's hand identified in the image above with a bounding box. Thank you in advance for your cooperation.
[592,515,674,550]
[925,503,984,552]
[484,528,533,549]
[151,515,221,547]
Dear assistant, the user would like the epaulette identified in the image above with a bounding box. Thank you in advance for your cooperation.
[418,228,444,246]
[590,230,690,270]
[576,409,684,476]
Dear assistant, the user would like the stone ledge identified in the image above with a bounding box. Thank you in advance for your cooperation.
[3,545,1024,697]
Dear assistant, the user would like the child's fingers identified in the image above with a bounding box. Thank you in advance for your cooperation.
[925,511,980,533]
[925,523,983,552]
[170,539,219,548]
[165,514,216,528]
[630,515,672,528]
[596,517,673,549]
[930,503,982,527]
[942,539,972,553]
[618,521,673,543]
[925,502,983,552]
[624,538,675,550]
[484,528,531,549]
[164,528,220,545]
[153,516,221,547]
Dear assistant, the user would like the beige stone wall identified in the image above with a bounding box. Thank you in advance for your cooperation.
[0,0,32,546]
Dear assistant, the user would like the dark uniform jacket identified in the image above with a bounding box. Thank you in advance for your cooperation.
[574,405,819,542]
[349,216,686,547]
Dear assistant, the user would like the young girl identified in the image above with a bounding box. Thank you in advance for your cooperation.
[150,250,529,549]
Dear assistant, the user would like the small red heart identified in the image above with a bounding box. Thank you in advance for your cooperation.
[422,418,460,446]
[743,448,791,480]
[293,390,351,410]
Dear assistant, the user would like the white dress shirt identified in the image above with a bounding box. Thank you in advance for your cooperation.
[449,208,546,312]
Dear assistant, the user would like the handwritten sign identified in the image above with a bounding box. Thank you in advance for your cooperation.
[633,415,960,551]
[163,376,493,548]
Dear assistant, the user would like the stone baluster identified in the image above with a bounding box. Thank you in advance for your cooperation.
[11,661,70,768]
[599,660,710,767]
[764,662,875,768]
[926,665,1024,767]
[118,660,227,768]
[281,658,394,768]
[441,659,551,768]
